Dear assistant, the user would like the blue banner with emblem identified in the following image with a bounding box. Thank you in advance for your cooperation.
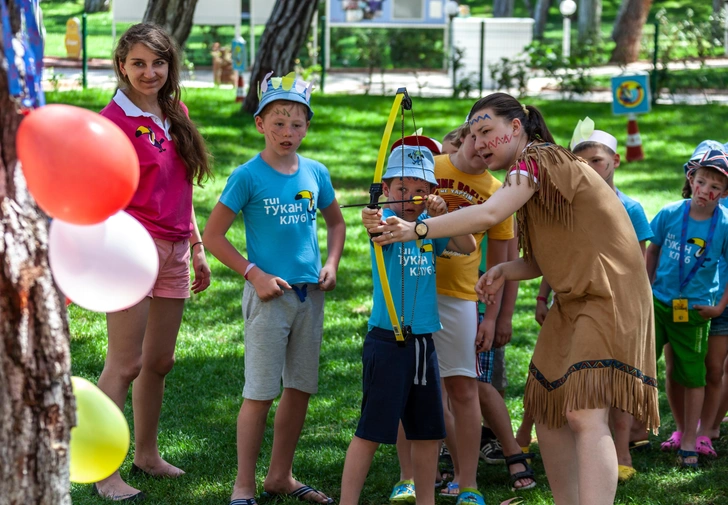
[611,72,651,115]
[232,37,247,72]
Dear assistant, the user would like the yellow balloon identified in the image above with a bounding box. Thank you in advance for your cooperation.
[69,377,130,483]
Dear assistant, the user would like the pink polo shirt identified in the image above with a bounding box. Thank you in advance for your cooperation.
[100,90,193,242]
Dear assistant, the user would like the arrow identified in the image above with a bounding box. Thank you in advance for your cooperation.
[340,196,425,209]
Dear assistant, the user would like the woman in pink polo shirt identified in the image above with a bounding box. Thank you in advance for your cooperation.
[94,23,212,501]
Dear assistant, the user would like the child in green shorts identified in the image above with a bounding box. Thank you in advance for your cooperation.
[647,147,728,468]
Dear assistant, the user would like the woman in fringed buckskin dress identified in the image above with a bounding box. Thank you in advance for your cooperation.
[365,93,659,505]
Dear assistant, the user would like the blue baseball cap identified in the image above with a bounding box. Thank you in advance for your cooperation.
[383,145,437,186]
[254,71,314,119]
[684,140,726,175]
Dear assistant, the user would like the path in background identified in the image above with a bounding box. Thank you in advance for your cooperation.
[43,56,728,105]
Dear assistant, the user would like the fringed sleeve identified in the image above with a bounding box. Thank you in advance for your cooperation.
[504,143,584,262]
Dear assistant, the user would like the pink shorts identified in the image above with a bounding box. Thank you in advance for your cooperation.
[147,238,191,299]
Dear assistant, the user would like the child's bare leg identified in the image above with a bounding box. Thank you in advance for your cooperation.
[411,440,440,505]
[665,345,686,433]
[340,436,379,505]
[682,386,705,452]
[395,422,414,481]
[478,381,534,488]
[700,335,728,439]
[264,388,331,502]
[516,412,535,448]
[443,375,480,491]
[440,380,459,481]
[535,422,578,505]
[567,408,617,505]
[611,408,633,468]
[711,354,728,431]
[233,398,274,500]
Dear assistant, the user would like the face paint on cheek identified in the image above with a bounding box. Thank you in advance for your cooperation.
[485,134,512,150]
[709,192,718,201]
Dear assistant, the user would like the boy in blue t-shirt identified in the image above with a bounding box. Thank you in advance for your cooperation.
[530,120,654,479]
[340,145,475,505]
[647,148,728,469]
[203,72,345,505]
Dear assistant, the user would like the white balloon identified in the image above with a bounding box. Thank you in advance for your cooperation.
[49,211,159,313]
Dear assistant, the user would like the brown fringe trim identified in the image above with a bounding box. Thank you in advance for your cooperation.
[504,143,583,263]
[524,366,660,434]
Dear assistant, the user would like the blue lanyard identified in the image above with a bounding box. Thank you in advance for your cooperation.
[679,200,719,293]
[1,0,45,109]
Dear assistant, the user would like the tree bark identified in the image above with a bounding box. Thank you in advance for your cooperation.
[142,0,200,49]
[0,2,74,505]
[533,0,553,39]
[493,0,515,17]
[242,0,319,115]
[84,0,109,14]
[577,0,602,44]
[610,0,652,63]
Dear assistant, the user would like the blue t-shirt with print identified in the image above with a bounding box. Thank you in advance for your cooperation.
[617,189,653,243]
[219,153,335,285]
[719,197,728,290]
[650,199,728,307]
[369,209,450,335]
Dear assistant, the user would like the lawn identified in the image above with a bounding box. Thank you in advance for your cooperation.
[54,88,728,505]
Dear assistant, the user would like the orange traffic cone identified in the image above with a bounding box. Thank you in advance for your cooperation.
[235,74,245,102]
[625,114,644,162]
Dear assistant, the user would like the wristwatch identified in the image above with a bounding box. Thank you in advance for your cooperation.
[414,220,429,240]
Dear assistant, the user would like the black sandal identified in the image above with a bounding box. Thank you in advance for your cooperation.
[504,452,537,491]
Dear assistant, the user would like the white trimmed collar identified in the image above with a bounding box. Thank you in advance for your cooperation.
[113,89,172,140]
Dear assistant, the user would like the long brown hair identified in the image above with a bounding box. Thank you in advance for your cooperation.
[468,93,555,144]
[113,23,212,186]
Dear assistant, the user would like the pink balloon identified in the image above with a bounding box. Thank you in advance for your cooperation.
[49,211,159,313]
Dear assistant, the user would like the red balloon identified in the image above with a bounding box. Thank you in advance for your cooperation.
[16,105,139,225]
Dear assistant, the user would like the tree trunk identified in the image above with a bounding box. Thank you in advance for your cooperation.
[0,2,74,505]
[142,0,200,49]
[242,0,319,115]
[493,0,515,17]
[577,0,602,44]
[610,0,652,63]
[84,0,109,13]
[533,0,553,39]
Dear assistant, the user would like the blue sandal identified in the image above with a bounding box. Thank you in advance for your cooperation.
[677,449,699,469]
[440,481,459,498]
[455,488,485,505]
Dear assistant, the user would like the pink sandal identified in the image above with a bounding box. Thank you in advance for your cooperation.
[696,436,717,458]
[660,431,682,452]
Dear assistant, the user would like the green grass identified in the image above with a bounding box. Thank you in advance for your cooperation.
[53,88,728,504]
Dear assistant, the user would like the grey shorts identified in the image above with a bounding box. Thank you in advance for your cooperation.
[241,281,325,400]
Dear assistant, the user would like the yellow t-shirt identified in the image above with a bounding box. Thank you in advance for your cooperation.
[434,154,514,300]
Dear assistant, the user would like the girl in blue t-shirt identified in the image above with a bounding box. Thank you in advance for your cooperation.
[647,147,728,468]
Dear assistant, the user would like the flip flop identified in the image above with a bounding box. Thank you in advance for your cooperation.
[440,482,459,498]
[628,440,651,452]
[261,486,334,505]
[617,465,637,482]
[660,431,682,452]
[455,488,485,505]
[231,500,258,505]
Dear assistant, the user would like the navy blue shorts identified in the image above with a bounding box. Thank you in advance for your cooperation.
[355,327,446,444]
[710,305,728,336]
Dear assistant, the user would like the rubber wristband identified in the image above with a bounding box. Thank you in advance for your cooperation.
[536,296,548,303]
[191,241,203,249]
[244,263,256,280]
